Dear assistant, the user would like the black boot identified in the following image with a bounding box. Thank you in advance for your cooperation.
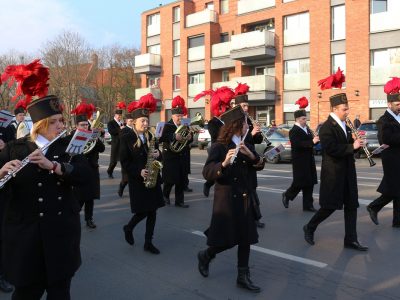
[123,225,134,245]
[86,219,97,229]
[0,275,13,293]
[197,250,212,277]
[118,182,127,198]
[144,242,160,254]
[236,267,261,293]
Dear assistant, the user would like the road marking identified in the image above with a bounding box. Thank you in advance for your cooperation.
[191,230,328,269]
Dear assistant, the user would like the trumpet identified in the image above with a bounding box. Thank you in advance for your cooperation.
[0,130,67,189]
[345,117,376,167]
[247,115,272,147]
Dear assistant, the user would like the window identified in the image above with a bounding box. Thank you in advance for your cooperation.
[284,58,310,74]
[206,2,215,10]
[189,73,205,84]
[147,13,160,26]
[371,0,387,14]
[147,13,160,36]
[188,35,205,48]
[173,75,181,90]
[173,6,180,22]
[332,54,346,74]
[220,33,229,43]
[254,66,275,76]
[147,44,160,55]
[222,70,229,82]
[332,5,345,40]
[173,40,180,56]
[371,47,400,66]
[220,0,229,14]
[284,12,310,45]
[147,76,160,88]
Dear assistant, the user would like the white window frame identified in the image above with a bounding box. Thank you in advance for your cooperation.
[331,5,346,40]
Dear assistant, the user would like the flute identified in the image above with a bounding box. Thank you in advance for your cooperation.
[230,129,249,164]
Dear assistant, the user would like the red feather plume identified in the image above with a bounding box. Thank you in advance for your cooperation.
[1,59,49,105]
[295,97,309,109]
[172,95,187,116]
[318,67,345,90]
[234,82,250,96]
[384,77,400,95]
[71,100,96,119]
[15,99,28,111]
[116,101,126,109]
[193,86,234,117]
[127,101,139,113]
[138,93,157,113]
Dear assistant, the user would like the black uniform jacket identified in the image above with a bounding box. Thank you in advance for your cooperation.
[0,126,13,143]
[202,142,259,247]
[319,115,358,210]
[376,111,400,197]
[208,117,224,144]
[84,138,105,200]
[107,119,122,162]
[289,125,318,187]
[245,118,263,189]
[159,120,192,184]
[0,136,91,286]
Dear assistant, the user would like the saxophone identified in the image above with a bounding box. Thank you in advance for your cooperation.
[144,134,163,189]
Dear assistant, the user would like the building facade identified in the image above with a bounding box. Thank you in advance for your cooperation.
[135,0,400,128]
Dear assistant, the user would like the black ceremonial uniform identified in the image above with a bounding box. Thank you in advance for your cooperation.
[0,136,91,288]
[107,119,122,176]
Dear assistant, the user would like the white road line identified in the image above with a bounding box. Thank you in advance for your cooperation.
[191,230,328,269]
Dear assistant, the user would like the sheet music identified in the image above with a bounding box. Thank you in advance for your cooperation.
[66,129,93,155]
[265,144,285,160]
[155,122,165,138]
[371,144,389,155]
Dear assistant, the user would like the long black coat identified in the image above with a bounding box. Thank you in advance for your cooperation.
[159,120,192,184]
[0,136,91,286]
[376,111,400,197]
[84,138,105,199]
[319,116,358,210]
[120,130,165,213]
[203,142,259,247]
[0,126,13,143]
[245,118,263,189]
[289,125,318,187]
[107,119,122,164]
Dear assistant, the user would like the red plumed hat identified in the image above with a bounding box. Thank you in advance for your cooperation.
[295,96,309,109]
[384,77,400,102]
[71,100,96,123]
[318,67,345,90]
[171,95,187,115]
[194,86,235,117]
[127,93,158,119]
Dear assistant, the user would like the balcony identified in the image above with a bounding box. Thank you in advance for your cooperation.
[188,83,205,98]
[211,42,235,69]
[186,9,217,28]
[147,24,160,37]
[134,53,161,75]
[284,28,310,46]
[135,87,162,100]
[237,0,275,15]
[371,64,400,85]
[284,72,310,90]
[212,75,275,101]
[188,46,205,61]
[230,30,275,64]
[212,42,231,58]
[371,8,400,32]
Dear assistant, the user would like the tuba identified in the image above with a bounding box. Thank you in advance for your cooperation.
[144,131,163,189]
[83,108,104,154]
[170,112,204,153]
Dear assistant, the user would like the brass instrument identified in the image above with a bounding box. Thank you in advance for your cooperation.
[144,132,163,189]
[83,108,104,154]
[170,112,204,153]
[16,121,31,139]
[0,130,67,189]
[345,117,376,167]
[247,114,272,147]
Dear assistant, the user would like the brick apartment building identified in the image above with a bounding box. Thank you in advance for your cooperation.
[134,0,400,128]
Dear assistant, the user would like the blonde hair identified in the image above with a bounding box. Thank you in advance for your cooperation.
[133,127,152,148]
[30,118,50,141]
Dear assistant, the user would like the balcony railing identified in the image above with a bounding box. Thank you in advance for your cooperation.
[134,53,161,74]
[186,9,217,28]
[284,73,310,90]
[135,87,162,100]
[212,75,275,92]
[237,0,275,15]
[284,28,310,46]
[371,64,400,85]
[188,46,205,61]
[147,24,160,37]
[212,42,231,58]
[231,30,275,51]
[371,8,400,32]
[188,83,205,97]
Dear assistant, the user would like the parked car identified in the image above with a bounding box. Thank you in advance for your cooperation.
[104,128,112,145]
[255,127,292,164]
[357,121,379,157]
[197,124,211,150]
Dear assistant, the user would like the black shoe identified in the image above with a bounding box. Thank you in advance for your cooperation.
[203,183,210,197]
[163,196,170,205]
[236,267,261,293]
[175,203,189,208]
[197,250,212,277]
[344,241,368,251]
[366,206,379,225]
[282,192,289,208]
[107,171,114,179]
[256,221,265,228]
[0,276,13,293]
[118,183,125,198]
[123,225,134,245]
[144,242,160,254]
[303,225,315,245]
[184,187,193,192]
[303,207,317,212]
[86,219,97,229]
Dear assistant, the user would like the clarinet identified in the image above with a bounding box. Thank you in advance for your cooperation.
[0,130,67,189]
[345,118,376,167]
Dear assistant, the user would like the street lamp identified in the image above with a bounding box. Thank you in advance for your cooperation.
[317,92,322,98]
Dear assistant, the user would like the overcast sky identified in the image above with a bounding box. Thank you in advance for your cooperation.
[0,0,175,55]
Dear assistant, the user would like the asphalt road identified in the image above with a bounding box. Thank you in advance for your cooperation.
[1,146,399,300]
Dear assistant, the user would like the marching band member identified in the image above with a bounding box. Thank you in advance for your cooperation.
[8,99,27,140]
[282,97,319,212]
[71,101,105,229]
[107,102,125,177]
[120,94,164,254]
[197,104,261,293]
[303,69,368,251]
[160,96,192,208]
[367,78,400,227]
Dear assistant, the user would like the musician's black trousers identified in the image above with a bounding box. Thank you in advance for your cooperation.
[126,211,157,242]
[12,277,72,300]
[107,161,117,175]
[163,182,184,205]
[204,180,215,189]
[368,195,400,225]
[79,198,94,221]
[307,208,358,243]
[284,184,314,209]
[206,244,250,268]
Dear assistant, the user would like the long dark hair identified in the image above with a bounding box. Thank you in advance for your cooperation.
[216,116,245,145]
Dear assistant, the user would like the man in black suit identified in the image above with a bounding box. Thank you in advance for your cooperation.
[303,93,368,251]
[107,109,124,178]
[367,84,400,227]
[282,106,319,211]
